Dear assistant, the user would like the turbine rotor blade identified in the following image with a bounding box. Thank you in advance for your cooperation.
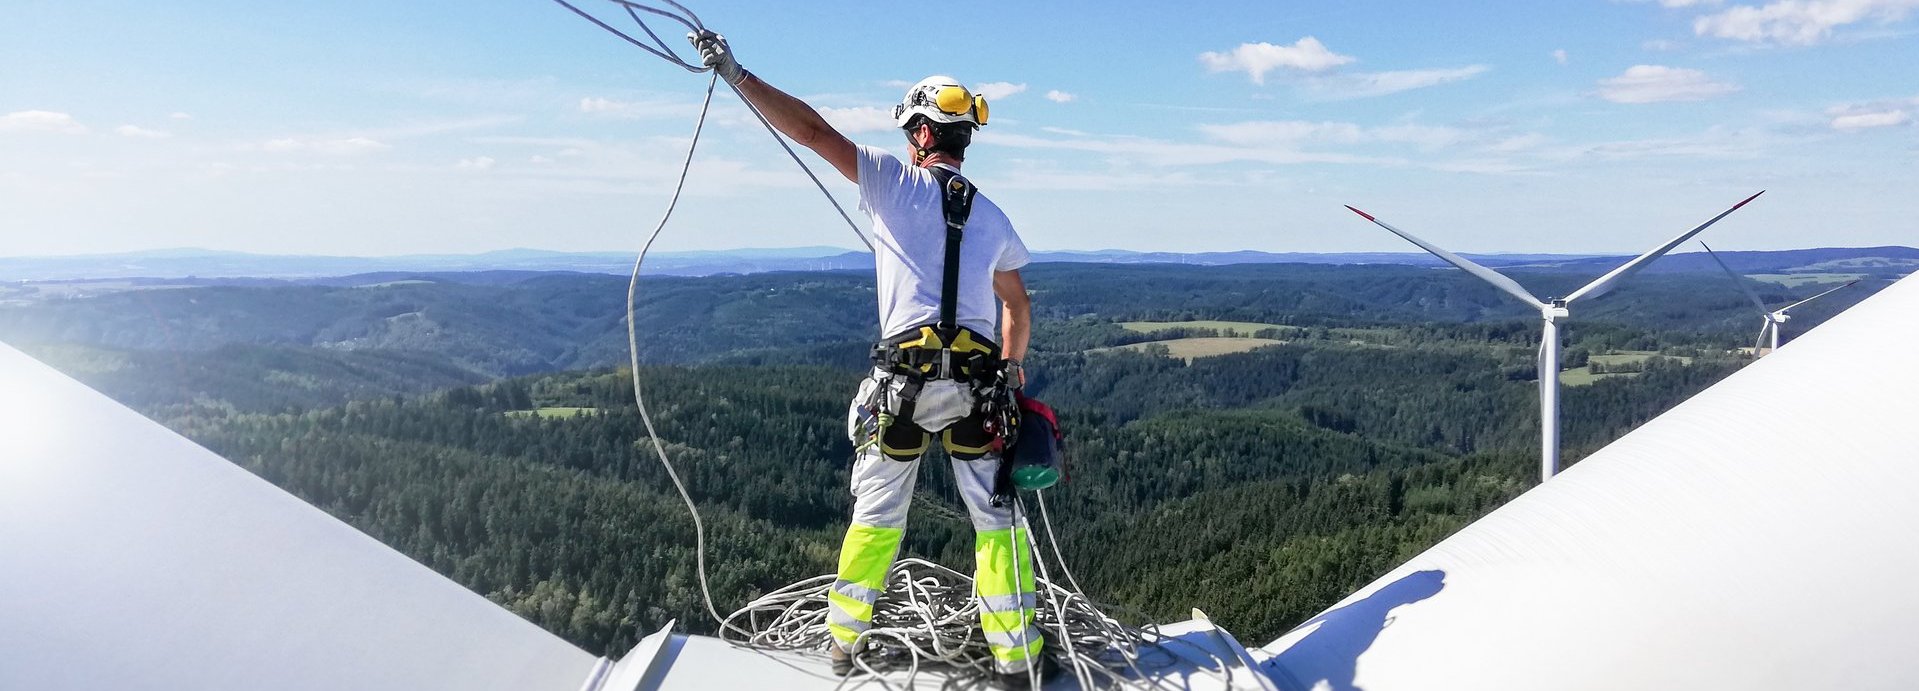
[1563,190,1765,304]
[1781,279,1861,312]
[1755,320,1770,354]
[1700,242,1771,313]
[1345,205,1547,309]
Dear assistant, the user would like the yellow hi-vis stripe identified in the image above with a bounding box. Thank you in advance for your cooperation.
[973,527,1036,597]
[837,523,904,592]
[974,526,1042,662]
[829,622,861,645]
[980,608,1031,634]
[827,591,873,622]
[992,637,1045,663]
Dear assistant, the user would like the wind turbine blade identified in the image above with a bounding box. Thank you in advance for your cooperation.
[1346,205,1546,308]
[1563,191,1765,303]
[1700,242,1771,313]
[1781,279,1861,312]
[1755,320,1770,354]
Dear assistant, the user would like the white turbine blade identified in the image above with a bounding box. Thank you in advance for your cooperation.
[1564,191,1765,303]
[1346,205,1546,308]
[1780,279,1861,312]
[1755,320,1771,353]
[1700,242,1771,313]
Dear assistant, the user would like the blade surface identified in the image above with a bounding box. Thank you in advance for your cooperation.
[1346,205,1546,308]
[1564,191,1765,303]
[1755,320,1771,353]
[1700,242,1771,313]
[1781,279,1861,312]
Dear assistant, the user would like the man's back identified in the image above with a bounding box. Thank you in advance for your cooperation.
[855,145,1029,341]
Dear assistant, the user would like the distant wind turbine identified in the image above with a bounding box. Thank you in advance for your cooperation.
[1345,191,1764,482]
[1699,242,1858,356]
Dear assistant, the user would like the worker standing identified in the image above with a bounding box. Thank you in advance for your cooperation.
[691,31,1051,686]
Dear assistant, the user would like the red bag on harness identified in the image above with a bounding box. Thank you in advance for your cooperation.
[1009,394,1064,491]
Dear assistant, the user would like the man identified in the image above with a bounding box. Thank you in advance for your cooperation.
[691,31,1051,685]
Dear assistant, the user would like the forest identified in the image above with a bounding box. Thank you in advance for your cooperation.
[0,260,1894,655]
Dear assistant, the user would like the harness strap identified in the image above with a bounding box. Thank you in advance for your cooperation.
[927,165,976,345]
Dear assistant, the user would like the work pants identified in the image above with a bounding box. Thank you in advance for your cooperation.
[829,375,1043,674]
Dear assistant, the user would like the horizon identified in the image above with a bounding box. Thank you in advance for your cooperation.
[11,242,1919,262]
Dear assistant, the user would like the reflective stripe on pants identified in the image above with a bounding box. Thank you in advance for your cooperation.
[828,523,903,648]
[976,526,1042,672]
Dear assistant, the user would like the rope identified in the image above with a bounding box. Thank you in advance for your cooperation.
[556,1,1244,687]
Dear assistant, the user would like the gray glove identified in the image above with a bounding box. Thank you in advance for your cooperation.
[688,30,747,86]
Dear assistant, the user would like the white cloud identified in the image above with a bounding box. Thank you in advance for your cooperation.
[1694,0,1919,44]
[974,82,1027,101]
[0,110,89,135]
[1305,65,1491,100]
[262,136,391,155]
[457,156,496,170]
[1831,110,1911,129]
[578,96,695,120]
[1553,49,1570,65]
[1642,38,1686,50]
[114,125,171,139]
[817,106,898,133]
[1198,120,1478,150]
[529,155,555,164]
[1199,37,1355,84]
[1595,65,1740,103]
[169,112,192,120]
[1045,90,1077,104]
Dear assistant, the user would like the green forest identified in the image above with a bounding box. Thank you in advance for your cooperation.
[0,261,1894,656]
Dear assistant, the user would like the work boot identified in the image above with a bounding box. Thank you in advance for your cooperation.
[829,645,857,677]
[995,654,1060,689]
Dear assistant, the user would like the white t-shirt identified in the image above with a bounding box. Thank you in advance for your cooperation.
[856,145,1030,342]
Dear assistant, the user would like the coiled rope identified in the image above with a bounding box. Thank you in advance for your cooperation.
[552,1,1240,686]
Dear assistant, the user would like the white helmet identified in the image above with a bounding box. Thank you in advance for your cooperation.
[892,75,988,129]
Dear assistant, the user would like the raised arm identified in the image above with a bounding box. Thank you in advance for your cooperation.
[692,31,857,183]
[994,269,1032,383]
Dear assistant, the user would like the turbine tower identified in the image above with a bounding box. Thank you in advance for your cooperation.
[1699,242,1858,355]
[1345,191,1763,482]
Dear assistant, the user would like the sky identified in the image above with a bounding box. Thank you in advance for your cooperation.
[2,0,1916,256]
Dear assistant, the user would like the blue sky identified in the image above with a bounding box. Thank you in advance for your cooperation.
[3,0,1915,256]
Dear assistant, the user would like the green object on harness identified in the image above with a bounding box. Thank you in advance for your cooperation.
[1011,464,1059,491]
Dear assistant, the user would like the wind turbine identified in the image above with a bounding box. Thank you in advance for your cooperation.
[1699,242,1858,356]
[1345,191,1764,482]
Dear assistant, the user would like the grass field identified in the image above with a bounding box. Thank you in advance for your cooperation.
[505,406,601,419]
[1559,369,1634,386]
[1105,337,1287,361]
[1560,351,1693,386]
[1120,320,1295,337]
[1745,272,1867,288]
[1589,351,1692,366]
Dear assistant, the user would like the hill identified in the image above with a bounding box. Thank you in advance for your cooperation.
[5,245,1911,281]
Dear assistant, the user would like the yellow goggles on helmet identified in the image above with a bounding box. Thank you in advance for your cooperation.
[933,85,989,124]
[894,84,989,126]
